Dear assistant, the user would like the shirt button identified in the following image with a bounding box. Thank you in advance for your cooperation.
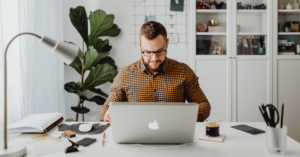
[153,75,156,78]
[154,89,156,92]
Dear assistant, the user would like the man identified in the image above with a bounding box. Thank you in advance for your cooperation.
[100,21,210,122]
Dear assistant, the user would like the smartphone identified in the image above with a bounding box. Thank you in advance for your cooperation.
[230,124,265,135]
[76,138,96,146]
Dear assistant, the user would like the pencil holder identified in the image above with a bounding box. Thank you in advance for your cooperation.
[265,125,287,154]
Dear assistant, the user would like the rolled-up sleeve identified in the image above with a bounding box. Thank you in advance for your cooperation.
[100,68,127,121]
[184,65,211,122]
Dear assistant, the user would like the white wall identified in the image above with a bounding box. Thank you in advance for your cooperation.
[63,0,190,121]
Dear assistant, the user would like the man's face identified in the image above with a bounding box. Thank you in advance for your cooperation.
[139,34,169,71]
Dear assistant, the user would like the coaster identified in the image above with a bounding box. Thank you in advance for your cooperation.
[198,134,226,143]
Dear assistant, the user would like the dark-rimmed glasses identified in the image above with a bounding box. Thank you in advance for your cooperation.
[141,46,167,57]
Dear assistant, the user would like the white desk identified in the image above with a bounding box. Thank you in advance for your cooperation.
[10,122,300,157]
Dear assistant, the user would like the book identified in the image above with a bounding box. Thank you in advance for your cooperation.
[198,134,226,143]
[8,112,63,134]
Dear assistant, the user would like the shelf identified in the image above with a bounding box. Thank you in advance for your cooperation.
[278,32,300,35]
[278,9,300,15]
[276,54,300,60]
[237,10,267,14]
[196,32,226,35]
[237,32,267,35]
[196,9,227,14]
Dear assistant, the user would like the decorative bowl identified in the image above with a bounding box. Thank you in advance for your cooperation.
[208,20,220,26]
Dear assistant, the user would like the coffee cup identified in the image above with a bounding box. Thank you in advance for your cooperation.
[205,119,220,137]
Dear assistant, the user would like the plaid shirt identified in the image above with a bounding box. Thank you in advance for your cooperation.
[100,58,211,122]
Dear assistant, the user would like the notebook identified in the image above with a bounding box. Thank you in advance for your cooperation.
[198,134,226,143]
[7,112,63,134]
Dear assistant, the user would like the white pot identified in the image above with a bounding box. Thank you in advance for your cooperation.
[286,3,293,9]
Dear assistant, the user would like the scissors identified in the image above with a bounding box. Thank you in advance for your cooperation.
[265,104,280,128]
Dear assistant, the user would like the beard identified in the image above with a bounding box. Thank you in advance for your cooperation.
[142,57,163,72]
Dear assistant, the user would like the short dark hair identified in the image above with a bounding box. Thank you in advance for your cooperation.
[140,21,167,41]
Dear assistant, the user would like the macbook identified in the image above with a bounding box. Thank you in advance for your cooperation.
[110,102,198,144]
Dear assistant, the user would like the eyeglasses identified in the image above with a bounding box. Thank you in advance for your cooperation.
[141,47,167,57]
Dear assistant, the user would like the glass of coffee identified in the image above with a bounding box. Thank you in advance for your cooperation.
[205,119,220,137]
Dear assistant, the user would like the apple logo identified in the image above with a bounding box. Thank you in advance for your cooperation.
[148,120,159,130]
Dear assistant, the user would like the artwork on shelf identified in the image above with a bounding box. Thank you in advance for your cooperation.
[210,41,224,55]
[196,39,226,55]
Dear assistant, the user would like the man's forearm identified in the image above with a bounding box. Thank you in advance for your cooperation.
[197,101,211,122]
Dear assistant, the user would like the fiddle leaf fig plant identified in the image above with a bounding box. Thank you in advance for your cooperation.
[64,6,120,121]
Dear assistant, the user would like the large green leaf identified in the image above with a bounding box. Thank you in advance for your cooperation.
[98,43,112,53]
[64,82,84,97]
[69,6,88,45]
[100,56,118,70]
[69,56,82,74]
[86,96,106,105]
[83,63,118,89]
[78,48,84,59]
[71,106,90,114]
[98,24,121,37]
[91,38,109,52]
[89,88,108,98]
[88,9,115,40]
[83,46,110,70]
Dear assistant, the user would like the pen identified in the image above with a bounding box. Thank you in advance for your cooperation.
[258,105,269,126]
[102,132,105,146]
[281,104,284,128]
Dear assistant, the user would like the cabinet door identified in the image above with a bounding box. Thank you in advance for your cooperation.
[277,60,300,143]
[195,59,231,122]
[232,59,271,122]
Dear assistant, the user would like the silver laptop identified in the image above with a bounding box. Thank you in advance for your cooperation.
[110,102,198,144]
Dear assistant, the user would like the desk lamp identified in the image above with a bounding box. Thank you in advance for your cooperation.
[0,32,78,157]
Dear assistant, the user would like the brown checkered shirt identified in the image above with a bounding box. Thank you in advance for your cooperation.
[100,58,211,122]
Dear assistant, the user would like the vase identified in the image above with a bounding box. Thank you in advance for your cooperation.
[286,3,293,10]
[278,0,285,9]
[293,0,299,9]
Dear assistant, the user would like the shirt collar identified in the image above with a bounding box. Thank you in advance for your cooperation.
[139,57,169,74]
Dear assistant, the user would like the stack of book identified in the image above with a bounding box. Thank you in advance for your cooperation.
[278,38,295,55]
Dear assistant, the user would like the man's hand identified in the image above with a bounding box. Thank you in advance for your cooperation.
[104,108,111,122]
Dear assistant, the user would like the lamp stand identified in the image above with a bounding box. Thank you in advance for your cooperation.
[1,32,78,157]
[1,33,41,157]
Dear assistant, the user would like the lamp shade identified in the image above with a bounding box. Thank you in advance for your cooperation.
[39,35,78,65]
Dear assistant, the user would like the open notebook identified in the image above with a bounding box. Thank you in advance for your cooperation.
[8,112,63,134]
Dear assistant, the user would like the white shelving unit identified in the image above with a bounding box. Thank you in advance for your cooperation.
[273,0,300,143]
[189,0,272,123]
[237,32,268,35]
[278,32,300,35]
[196,32,227,35]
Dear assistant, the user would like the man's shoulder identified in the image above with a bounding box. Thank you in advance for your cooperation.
[120,60,141,74]
[167,58,191,71]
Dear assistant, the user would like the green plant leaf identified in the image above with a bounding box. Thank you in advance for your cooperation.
[78,48,84,59]
[100,56,118,70]
[88,9,115,40]
[70,6,89,45]
[89,88,108,98]
[83,46,110,71]
[71,106,90,114]
[98,43,112,53]
[65,118,74,122]
[91,38,109,52]
[98,24,121,37]
[64,82,84,97]
[69,56,82,74]
[83,63,118,89]
[86,96,106,105]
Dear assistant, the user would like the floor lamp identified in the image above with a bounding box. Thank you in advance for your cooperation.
[0,32,78,157]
